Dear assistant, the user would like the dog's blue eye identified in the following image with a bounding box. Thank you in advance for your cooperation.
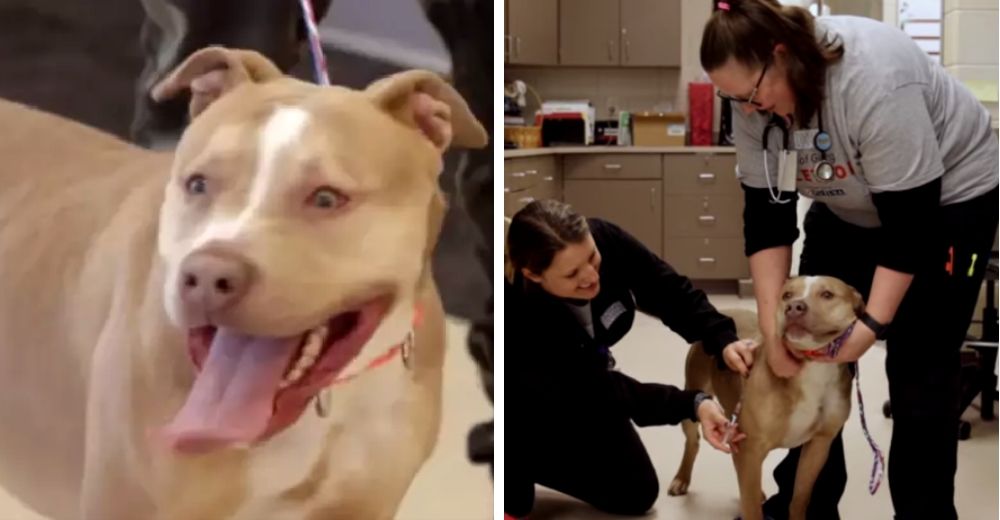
[309,187,347,209]
[185,174,208,195]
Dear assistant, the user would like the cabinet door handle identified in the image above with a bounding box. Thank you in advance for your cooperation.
[649,187,656,211]
[525,169,538,176]
[603,163,622,170]
[515,36,522,58]
[511,171,526,178]
[518,197,535,204]
[698,215,717,224]
[624,39,630,64]
[698,172,716,181]
[607,40,614,62]
[543,176,555,181]
[698,257,717,264]
[504,187,511,193]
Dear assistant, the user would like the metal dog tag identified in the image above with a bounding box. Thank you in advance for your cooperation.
[315,388,332,418]
[401,330,415,369]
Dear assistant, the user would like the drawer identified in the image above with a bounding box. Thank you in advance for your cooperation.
[505,156,558,191]
[663,153,739,195]
[664,195,742,238]
[504,179,561,217]
[504,187,530,217]
[662,237,749,280]
[563,154,661,180]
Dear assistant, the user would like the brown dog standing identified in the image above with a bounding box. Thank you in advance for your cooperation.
[670,276,865,520]
[0,47,487,519]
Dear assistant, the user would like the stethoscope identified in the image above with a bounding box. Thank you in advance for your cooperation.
[759,106,835,204]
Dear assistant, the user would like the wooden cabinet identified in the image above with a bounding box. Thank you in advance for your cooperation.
[562,153,662,253]
[504,156,562,217]
[503,151,748,282]
[564,179,662,256]
[662,153,748,279]
[620,0,681,66]
[559,0,621,66]
[557,0,681,67]
[507,0,559,65]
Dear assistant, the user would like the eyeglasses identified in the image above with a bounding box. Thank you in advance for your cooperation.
[717,61,768,107]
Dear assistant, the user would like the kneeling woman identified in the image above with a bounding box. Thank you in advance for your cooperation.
[505,200,753,517]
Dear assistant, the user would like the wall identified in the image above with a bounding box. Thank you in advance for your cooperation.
[318,0,451,74]
[504,66,680,120]
[942,0,999,127]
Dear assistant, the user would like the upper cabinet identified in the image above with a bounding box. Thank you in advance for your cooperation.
[558,0,622,66]
[551,0,681,67]
[620,0,681,67]
[507,0,559,65]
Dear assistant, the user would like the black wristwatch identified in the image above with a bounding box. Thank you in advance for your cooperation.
[859,311,890,340]
[692,392,714,422]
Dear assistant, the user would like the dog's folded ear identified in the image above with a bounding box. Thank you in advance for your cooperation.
[851,288,866,316]
[365,70,489,152]
[151,46,283,119]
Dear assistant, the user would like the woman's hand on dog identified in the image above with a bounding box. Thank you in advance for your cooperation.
[697,399,746,454]
[814,320,877,364]
[722,339,758,376]
[766,333,804,378]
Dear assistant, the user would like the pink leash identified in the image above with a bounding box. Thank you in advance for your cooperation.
[298,0,330,86]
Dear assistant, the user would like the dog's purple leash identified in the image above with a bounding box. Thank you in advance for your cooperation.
[798,322,885,494]
[854,364,886,495]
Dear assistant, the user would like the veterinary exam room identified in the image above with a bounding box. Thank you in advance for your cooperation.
[0,0,493,519]
[503,0,1000,519]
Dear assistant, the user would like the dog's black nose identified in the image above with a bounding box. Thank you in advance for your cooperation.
[179,249,254,314]
[786,299,809,318]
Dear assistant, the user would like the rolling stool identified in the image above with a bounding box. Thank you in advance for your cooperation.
[883,251,999,440]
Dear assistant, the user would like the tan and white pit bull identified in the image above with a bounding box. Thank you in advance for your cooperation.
[0,47,487,519]
[669,276,865,520]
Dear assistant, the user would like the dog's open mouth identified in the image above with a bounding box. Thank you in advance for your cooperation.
[158,296,392,453]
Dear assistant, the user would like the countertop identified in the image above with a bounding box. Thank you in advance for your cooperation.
[504,146,736,158]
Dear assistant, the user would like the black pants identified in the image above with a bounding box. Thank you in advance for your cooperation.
[764,189,999,520]
[507,371,681,517]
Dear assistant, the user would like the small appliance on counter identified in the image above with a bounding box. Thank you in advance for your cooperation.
[539,100,595,147]
[594,119,619,146]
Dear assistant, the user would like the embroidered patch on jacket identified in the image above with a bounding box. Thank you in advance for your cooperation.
[600,301,627,330]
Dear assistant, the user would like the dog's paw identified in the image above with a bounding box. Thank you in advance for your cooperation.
[667,478,689,496]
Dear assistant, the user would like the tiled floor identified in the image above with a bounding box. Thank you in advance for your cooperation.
[525,294,999,520]
[0,318,493,520]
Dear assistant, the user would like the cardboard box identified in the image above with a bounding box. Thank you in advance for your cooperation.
[632,112,687,146]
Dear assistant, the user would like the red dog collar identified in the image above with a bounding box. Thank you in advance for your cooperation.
[788,320,856,360]
[328,304,424,386]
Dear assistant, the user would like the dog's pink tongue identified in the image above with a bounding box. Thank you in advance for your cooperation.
[160,328,299,453]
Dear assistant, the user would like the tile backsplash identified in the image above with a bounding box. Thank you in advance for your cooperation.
[505,66,682,121]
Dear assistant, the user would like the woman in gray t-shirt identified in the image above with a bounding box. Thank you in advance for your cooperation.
[700,1,998,519]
